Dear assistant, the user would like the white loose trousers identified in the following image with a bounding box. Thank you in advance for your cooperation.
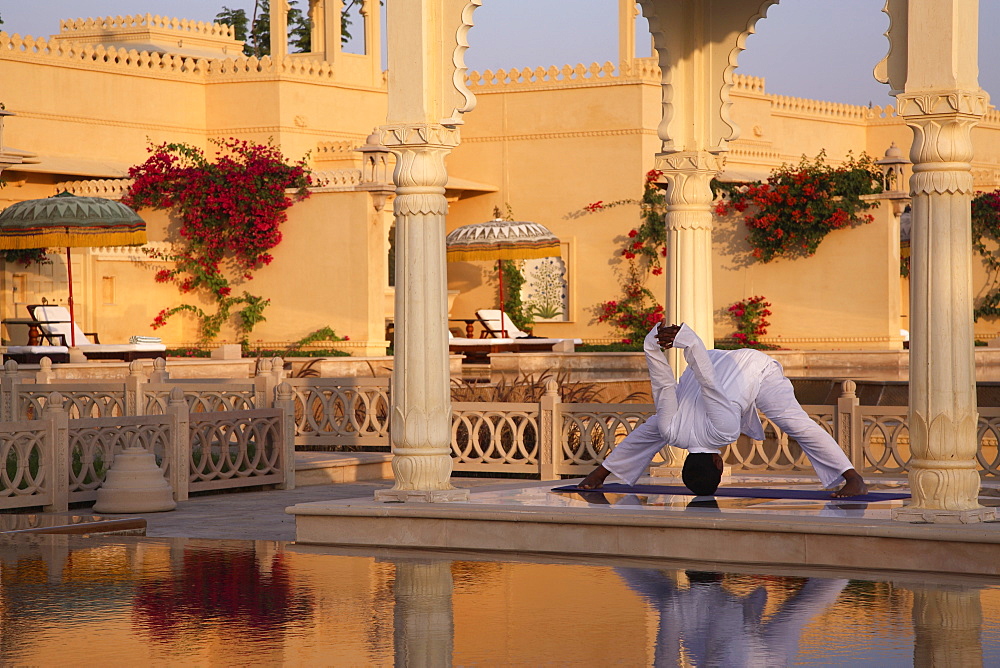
[601,323,854,489]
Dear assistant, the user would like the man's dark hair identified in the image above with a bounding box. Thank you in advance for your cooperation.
[682,453,722,496]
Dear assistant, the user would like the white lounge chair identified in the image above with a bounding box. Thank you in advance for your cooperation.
[29,304,167,362]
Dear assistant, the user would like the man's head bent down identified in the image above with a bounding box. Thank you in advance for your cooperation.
[682,453,723,496]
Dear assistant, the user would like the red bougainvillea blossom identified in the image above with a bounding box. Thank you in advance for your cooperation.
[714,151,883,263]
[124,138,311,341]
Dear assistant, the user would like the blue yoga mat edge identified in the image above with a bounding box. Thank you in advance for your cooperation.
[552,483,910,502]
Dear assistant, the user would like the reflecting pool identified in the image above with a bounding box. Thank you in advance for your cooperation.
[2,534,999,666]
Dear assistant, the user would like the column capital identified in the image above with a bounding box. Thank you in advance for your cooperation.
[654,150,725,176]
[896,89,990,120]
[377,123,461,151]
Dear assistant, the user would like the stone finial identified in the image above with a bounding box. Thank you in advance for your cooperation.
[169,386,186,404]
[841,379,857,399]
[276,382,292,401]
[45,391,65,410]
[154,357,167,373]
[4,359,18,375]
[129,359,144,376]
[545,379,559,396]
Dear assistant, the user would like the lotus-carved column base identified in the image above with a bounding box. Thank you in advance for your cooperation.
[893,462,994,523]
[374,450,470,503]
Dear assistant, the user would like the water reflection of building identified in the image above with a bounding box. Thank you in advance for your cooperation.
[1,535,998,664]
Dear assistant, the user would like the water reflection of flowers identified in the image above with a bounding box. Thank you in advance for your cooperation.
[131,548,314,643]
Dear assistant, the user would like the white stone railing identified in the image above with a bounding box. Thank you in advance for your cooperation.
[0,385,295,511]
[8,358,1000,482]
[284,377,389,449]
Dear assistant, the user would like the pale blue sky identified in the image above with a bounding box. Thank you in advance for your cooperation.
[2,1,998,107]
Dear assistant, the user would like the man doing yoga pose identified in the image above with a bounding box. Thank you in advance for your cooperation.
[579,321,868,498]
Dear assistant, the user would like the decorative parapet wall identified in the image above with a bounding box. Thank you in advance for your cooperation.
[310,168,364,191]
[0,30,386,88]
[58,14,237,40]
[57,178,131,199]
[58,170,367,198]
[52,14,243,60]
[466,59,659,91]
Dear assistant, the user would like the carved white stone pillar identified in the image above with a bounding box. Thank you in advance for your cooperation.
[374,125,468,503]
[656,151,723,350]
[375,0,478,502]
[393,561,455,667]
[887,0,993,523]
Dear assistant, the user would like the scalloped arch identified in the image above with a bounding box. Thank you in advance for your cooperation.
[637,0,779,151]
[720,1,781,145]
[442,0,484,126]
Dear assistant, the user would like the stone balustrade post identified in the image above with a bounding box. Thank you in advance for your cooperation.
[539,379,561,480]
[34,357,54,384]
[42,392,69,512]
[835,380,863,470]
[149,357,169,383]
[125,359,147,416]
[166,387,189,502]
[374,124,468,503]
[274,382,297,490]
[1,359,20,421]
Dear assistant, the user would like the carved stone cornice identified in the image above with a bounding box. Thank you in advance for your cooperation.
[896,90,991,119]
[378,124,460,150]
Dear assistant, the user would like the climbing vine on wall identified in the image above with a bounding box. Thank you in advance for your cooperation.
[124,138,311,342]
[971,189,1000,321]
[714,151,883,263]
[584,169,667,343]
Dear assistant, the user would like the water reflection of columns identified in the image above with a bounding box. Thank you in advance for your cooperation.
[911,585,984,667]
[393,560,455,667]
[893,88,993,523]
[375,126,468,503]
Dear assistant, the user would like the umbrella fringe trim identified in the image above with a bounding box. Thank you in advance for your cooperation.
[446,245,561,262]
[0,230,147,250]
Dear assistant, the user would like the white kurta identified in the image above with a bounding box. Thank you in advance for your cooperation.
[602,323,854,488]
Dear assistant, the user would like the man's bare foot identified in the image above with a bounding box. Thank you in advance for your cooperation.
[578,465,611,490]
[832,469,868,498]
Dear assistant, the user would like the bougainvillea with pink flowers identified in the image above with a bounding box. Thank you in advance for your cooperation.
[714,151,883,263]
[726,295,774,349]
[124,139,311,342]
[586,169,668,343]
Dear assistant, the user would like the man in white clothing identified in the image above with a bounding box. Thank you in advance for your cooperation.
[579,321,868,497]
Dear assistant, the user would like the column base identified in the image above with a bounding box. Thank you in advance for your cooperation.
[892,506,996,524]
[375,488,470,503]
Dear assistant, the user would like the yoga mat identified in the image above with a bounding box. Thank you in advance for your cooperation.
[552,483,910,502]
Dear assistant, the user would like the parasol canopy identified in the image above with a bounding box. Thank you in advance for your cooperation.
[446,217,561,336]
[0,191,147,347]
[0,191,146,249]
[446,218,560,262]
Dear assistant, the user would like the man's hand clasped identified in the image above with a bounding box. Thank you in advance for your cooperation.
[656,322,682,349]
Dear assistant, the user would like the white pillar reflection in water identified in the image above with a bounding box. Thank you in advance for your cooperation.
[393,560,454,668]
[910,584,984,667]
